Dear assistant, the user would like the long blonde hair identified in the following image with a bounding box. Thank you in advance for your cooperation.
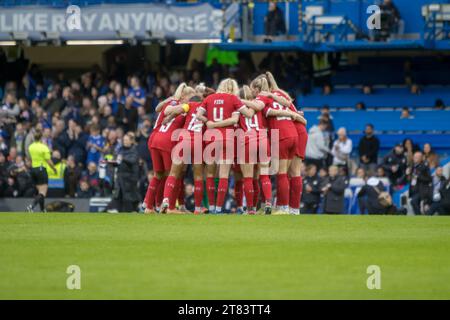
[173,82,195,101]
[239,85,253,100]
[250,77,269,93]
[265,71,292,101]
[217,78,239,96]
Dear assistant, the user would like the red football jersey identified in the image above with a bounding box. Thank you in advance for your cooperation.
[239,94,270,132]
[199,93,244,139]
[183,101,204,134]
[150,100,186,151]
[263,92,297,139]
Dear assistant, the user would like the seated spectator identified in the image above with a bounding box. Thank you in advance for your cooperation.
[423,143,439,169]
[382,144,408,186]
[356,102,366,111]
[356,167,367,180]
[322,165,348,214]
[331,127,352,167]
[264,1,286,39]
[410,83,421,95]
[362,85,372,95]
[83,161,100,196]
[322,84,332,96]
[357,177,387,215]
[403,138,419,165]
[400,107,414,119]
[8,155,34,197]
[376,166,387,178]
[434,99,445,110]
[301,164,322,214]
[77,179,94,198]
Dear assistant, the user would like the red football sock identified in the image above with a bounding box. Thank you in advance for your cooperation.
[289,176,303,210]
[253,179,260,208]
[163,176,177,210]
[156,176,167,208]
[277,174,289,207]
[206,177,216,208]
[235,179,243,207]
[260,175,272,204]
[194,180,204,209]
[216,178,229,210]
[243,177,254,209]
[145,177,161,209]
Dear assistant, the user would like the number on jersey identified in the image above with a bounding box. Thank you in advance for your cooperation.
[187,114,203,132]
[213,107,224,121]
[272,102,291,120]
[245,115,260,131]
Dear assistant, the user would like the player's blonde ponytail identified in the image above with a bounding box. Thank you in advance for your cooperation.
[173,83,188,100]
[265,71,293,101]
[265,71,279,91]
[250,77,269,93]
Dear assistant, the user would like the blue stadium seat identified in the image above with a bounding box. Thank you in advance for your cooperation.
[303,110,450,133]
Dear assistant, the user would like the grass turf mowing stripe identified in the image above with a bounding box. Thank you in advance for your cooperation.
[0,213,449,299]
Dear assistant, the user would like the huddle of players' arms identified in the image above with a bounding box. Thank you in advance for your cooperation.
[143,72,309,216]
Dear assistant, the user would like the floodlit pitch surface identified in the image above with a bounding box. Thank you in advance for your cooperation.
[0,213,449,299]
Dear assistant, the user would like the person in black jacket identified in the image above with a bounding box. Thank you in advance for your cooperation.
[357,177,389,215]
[407,151,432,215]
[301,164,322,213]
[382,144,408,186]
[322,165,349,214]
[110,132,140,212]
[264,1,286,38]
[427,167,447,215]
[437,177,450,215]
[358,124,380,175]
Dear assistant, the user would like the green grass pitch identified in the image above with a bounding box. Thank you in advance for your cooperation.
[0,213,449,299]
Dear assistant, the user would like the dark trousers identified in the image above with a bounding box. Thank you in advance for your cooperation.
[411,193,422,215]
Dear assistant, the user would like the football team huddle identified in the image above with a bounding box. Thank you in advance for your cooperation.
[143,72,308,215]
